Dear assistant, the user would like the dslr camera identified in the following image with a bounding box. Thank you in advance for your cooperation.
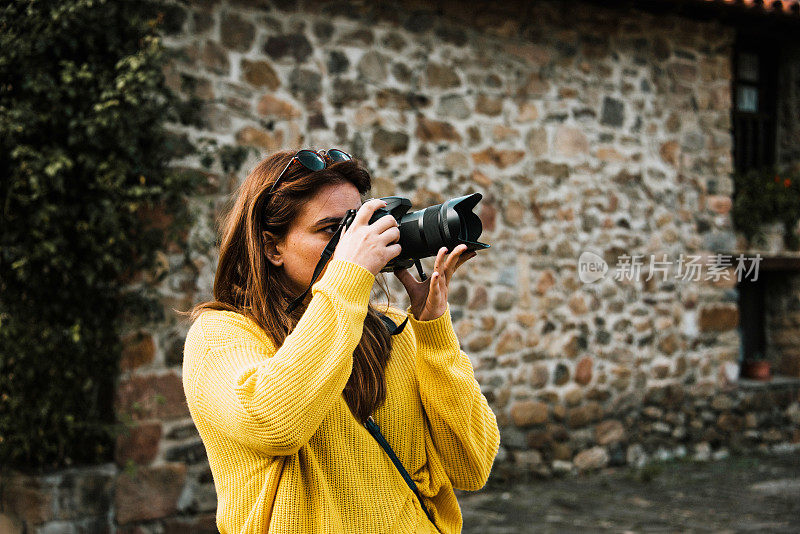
[342,192,490,272]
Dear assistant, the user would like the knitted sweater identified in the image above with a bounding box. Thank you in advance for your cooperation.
[182,258,500,534]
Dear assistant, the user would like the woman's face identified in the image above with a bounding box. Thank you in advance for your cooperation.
[267,181,362,293]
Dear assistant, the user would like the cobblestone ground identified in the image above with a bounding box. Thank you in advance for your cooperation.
[456,453,800,533]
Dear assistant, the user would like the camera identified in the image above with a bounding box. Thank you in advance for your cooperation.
[346,193,490,272]
[285,192,490,313]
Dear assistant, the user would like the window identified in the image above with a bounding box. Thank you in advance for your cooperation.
[732,36,779,173]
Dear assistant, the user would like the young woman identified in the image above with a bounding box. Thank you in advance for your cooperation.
[183,149,500,534]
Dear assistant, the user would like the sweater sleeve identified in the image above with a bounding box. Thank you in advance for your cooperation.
[185,259,375,457]
[408,304,500,491]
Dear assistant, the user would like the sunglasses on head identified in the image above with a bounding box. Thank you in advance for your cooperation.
[267,148,352,197]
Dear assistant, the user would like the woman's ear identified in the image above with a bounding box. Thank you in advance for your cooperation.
[262,231,283,267]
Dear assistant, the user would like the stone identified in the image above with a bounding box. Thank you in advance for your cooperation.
[415,116,462,143]
[595,420,626,445]
[220,12,255,51]
[509,400,549,427]
[564,387,582,406]
[518,72,550,97]
[330,79,368,107]
[471,147,525,168]
[698,304,738,332]
[494,289,516,310]
[256,94,301,119]
[115,464,187,524]
[568,294,588,315]
[566,402,603,428]
[536,270,556,294]
[575,357,593,385]
[526,127,548,157]
[467,334,493,352]
[164,514,218,534]
[382,31,407,50]
[502,200,525,227]
[467,286,488,310]
[240,59,280,90]
[376,89,429,111]
[192,11,214,33]
[327,50,349,74]
[357,51,387,83]
[337,28,373,46]
[574,446,609,471]
[658,333,679,355]
[553,363,570,386]
[201,41,229,75]
[1,477,52,525]
[0,514,22,534]
[235,127,283,151]
[516,101,539,122]
[526,429,552,448]
[308,112,327,130]
[779,353,800,377]
[600,97,624,127]
[496,329,523,355]
[552,460,573,474]
[264,33,313,62]
[597,147,625,161]
[492,125,519,142]
[711,394,734,411]
[120,331,156,371]
[694,442,712,461]
[288,68,322,102]
[426,63,460,88]
[530,364,549,388]
[717,413,742,432]
[552,442,573,461]
[115,372,190,421]
[554,125,589,156]
[438,94,470,119]
[115,422,162,467]
[475,94,503,116]
[371,128,409,156]
[660,140,680,166]
[165,441,209,464]
[668,62,697,83]
[514,449,544,471]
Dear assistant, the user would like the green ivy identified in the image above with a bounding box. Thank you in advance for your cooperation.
[732,166,800,251]
[0,0,204,471]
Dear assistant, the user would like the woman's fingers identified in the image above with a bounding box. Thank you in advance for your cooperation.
[442,244,469,284]
[378,224,400,245]
[393,267,417,288]
[433,247,447,277]
[352,198,387,227]
[373,213,399,233]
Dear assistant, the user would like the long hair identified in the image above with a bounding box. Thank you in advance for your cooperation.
[190,150,393,423]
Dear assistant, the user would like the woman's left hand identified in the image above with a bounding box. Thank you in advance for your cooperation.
[393,244,477,322]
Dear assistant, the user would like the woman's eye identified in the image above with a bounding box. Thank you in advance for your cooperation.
[322,224,338,233]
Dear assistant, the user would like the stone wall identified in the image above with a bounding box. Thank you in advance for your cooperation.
[765,271,800,377]
[3,0,800,531]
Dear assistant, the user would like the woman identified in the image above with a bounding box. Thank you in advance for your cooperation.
[183,148,500,534]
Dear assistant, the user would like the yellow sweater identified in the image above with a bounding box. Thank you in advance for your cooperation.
[182,259,500,534]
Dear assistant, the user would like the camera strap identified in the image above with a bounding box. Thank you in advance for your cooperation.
[364,415,439,531]
[285,210,356,314]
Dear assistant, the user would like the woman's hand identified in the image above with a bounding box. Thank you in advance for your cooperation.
[394,244,476,321]
[331,199,402,276]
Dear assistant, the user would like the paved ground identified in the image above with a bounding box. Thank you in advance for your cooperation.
[456,453,800,533]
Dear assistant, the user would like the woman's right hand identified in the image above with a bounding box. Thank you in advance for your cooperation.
[331,199,401,276]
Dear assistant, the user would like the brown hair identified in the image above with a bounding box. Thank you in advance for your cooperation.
[191,150,393,423]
